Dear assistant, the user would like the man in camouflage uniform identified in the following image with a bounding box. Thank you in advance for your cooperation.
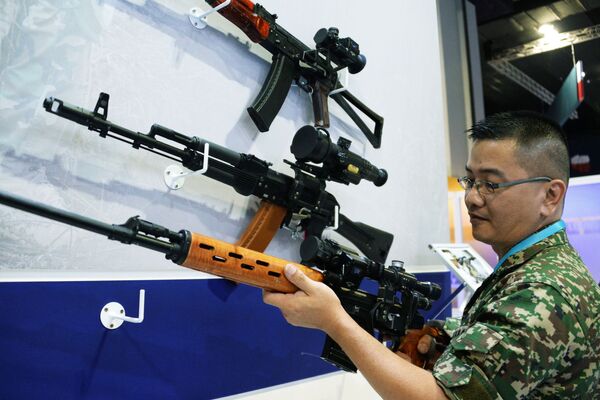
[264,111,600,399]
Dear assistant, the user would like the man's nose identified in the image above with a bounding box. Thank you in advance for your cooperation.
[464,187,485,208]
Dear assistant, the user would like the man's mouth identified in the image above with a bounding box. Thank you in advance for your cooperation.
[468,213,487,222]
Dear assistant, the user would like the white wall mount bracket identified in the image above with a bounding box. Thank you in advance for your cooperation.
[329,69,349,96]
[163,142,210,190]
[100,289,145,330]
[189,0,231,30]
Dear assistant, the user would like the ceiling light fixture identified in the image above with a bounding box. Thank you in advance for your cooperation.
[538,24,560,42]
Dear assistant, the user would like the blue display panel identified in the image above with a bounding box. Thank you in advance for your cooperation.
[0,279,334,399]
[564,181,600,282]
[0,271,450,399]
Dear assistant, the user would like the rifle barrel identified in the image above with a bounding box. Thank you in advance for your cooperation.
[0,190,174,255]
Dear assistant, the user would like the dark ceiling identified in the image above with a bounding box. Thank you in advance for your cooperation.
[470,0,600,175]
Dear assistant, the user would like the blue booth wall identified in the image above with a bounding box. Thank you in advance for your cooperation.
[563,179,600,282]
[0,271,450,399]
[0,278,335,400]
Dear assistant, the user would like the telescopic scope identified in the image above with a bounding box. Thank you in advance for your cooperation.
[300,236,441,301]
[314,27,367,74]
[290,126,387,186]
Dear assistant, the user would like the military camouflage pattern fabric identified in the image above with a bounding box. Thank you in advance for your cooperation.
[432,229,600,399]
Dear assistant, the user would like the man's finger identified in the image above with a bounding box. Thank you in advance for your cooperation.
[417,334,433,354]
[284,264,316,294]
[263,290,286,307]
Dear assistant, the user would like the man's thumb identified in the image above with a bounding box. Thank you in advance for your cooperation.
[284,264,314,293]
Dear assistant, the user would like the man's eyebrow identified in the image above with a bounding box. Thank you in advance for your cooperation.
[464,165,506,179]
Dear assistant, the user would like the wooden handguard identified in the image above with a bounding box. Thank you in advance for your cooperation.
[236,201,287,252]
[398,325,446,370]
[208,0,270,43]
[181,231,324,292]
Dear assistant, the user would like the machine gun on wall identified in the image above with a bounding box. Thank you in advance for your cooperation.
[0,189,441,372]
[203,0,384,148]
[43,93,392,263]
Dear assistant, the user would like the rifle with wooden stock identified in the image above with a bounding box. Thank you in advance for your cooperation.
[203,0,384,148]
[43,93,393,263]
[0,189,441,372]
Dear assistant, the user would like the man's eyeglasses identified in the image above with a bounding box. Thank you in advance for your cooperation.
[457,176,552,195]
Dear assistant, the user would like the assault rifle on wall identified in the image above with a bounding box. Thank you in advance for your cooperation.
[0,189,441,372]
[43,93,392,263]
[203,0,384,148]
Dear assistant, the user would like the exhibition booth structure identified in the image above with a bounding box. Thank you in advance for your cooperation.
[3,0,596,398]
[0,1,453,398]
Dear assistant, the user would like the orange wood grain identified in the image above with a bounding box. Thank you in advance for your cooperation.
[211,0,271,42]
[235,202,287,252]
[181,232,324,293]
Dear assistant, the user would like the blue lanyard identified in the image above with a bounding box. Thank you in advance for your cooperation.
[494,220,566,270]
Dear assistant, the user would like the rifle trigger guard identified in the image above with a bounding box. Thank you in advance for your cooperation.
[164,142,210,190]
[284,207,312,239]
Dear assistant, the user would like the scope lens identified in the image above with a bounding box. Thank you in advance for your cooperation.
[348,53,367,74]
[313,28,330,46]
[290,126,331,162]
[300,235,322,261]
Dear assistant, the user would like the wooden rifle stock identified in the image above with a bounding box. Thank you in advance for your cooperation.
[0,188,436,371]
[208,0,270,42]
[181,230,323,293]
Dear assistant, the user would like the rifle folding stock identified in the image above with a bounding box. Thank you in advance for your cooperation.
[43,93,394,263]
[0,189,439,373]
[205,0,384,148]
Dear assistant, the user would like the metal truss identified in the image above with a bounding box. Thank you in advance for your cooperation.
[490,24,600,62]
[488,60,578,118]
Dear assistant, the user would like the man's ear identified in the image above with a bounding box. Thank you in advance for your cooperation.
[541,179,567,217]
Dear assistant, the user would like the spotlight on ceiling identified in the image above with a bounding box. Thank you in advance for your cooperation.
[538,24,560,42]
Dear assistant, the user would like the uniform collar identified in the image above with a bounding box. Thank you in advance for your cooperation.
[495,222,567,273]
[462,225,568,318]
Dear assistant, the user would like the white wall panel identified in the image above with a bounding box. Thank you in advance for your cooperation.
[0,0,449,270]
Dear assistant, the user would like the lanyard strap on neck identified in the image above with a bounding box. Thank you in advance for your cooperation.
[495,220,566,270]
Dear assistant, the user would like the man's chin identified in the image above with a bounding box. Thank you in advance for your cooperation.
[472,226,493,245]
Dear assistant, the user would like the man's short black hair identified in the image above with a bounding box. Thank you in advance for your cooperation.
[468,111,570,184]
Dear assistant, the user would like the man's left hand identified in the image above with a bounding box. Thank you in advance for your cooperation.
[262,264,346,333]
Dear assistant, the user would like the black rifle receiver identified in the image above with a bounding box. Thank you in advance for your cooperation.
[205,0,384,148]
[300,236,442,371]
[43,93,394,264]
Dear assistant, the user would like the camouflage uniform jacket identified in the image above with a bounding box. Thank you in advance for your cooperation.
[432,229,600,399]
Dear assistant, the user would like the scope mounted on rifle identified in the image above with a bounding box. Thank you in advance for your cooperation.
[289,125,388,187]
[313,27,366,74]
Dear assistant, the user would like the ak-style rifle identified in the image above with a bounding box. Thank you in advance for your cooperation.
[204,0,384,148]
[43,93,393,263]
[0,189,441,372]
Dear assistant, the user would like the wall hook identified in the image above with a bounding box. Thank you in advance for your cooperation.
[100,289,145,330]
[329,69,350,96]
[163,142,210,190]
[189,0,232,30]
